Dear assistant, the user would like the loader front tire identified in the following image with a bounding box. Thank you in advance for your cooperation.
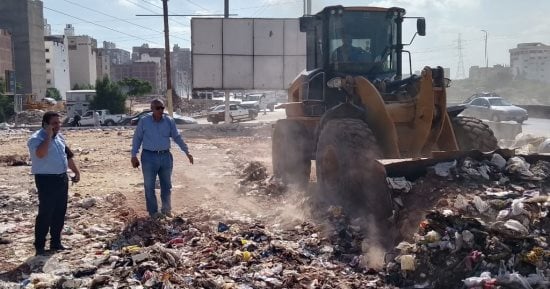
[272,119,312,187]
[315,118,392,221]
[451,116,498,152]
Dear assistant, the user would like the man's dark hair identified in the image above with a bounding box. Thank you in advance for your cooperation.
[42,111,60,125]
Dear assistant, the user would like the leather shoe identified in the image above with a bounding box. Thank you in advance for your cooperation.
[35,248,46,256]
[50,244,71,251]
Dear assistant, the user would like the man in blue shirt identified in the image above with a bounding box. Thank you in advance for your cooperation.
[131,99,193,218]
[28,111,80,256]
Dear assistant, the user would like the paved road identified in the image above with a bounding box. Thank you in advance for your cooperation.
[196,108,550,140]
[520,118,550,138]
[196,108,286,125]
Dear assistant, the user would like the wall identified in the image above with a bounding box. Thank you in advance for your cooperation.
[68,35,97,87]
[0,0,47,99]
[0,29,13,78]
[45,35,70,99]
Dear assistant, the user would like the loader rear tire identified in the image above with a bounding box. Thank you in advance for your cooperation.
[451,116,498,152]
[315,118,392,222]
[272,119,312,187]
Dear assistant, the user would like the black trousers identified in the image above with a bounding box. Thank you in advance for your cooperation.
[34,173,69,250]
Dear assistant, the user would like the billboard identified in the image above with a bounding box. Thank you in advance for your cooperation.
[192,18,306,90]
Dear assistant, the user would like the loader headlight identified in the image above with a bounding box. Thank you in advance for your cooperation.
[327,77,344,88]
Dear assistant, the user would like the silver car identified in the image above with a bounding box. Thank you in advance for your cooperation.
[461,96,528,124]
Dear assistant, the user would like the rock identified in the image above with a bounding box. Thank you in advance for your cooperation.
[78,197,97,209]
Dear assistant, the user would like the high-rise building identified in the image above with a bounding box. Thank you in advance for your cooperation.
[0,29,14,89]
[111,62,161,94]
[64,24,74,37]
[132,44,165,92]
[96,49,110,80]
[66,26,97,88]
[0,0,47,99]
[510,43,550,83]
[43,19,51,36]
[45,35,70,99]
[97,42,131,66]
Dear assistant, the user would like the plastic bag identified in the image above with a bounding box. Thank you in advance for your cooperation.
[473,196,489,213]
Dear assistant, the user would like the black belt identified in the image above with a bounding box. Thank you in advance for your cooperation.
[35,173,67,177]
[144,149,170,154]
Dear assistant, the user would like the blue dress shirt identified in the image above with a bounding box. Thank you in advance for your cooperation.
[28,129,69,174]
[131,113,190,157]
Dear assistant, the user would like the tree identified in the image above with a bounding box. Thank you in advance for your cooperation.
[118,78,152,97]
[46,87,62,101]
[90,76,127,114]
[0,78,14,122]
[72,83,94,90]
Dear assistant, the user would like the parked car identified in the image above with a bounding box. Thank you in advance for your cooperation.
[461,95,528,124]
[241,93,277,112]
[207,104,258,124]
[67,109,126,126]
[126,110,198,126]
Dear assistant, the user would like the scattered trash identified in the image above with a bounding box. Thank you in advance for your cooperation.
[432,160,457,177]
[387,177,413,193]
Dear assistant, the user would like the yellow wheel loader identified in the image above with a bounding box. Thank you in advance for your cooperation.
[272,6,498,235]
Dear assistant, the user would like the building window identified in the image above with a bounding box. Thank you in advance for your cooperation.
[46,69,51,73]
[46,59,50,63]
[45,48,49,52]
[46,80,51,84]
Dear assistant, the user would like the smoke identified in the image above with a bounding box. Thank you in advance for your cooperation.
[362,214,389,270]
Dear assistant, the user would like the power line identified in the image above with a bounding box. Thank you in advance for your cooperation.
[232,0,301,11]
[44,6,163,45]
[62,0,189,42]
[124,0,189,27]
[457,33,466,79]
[184,0,210,12]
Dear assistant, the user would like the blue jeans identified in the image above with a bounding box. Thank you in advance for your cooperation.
[141,150,173,216]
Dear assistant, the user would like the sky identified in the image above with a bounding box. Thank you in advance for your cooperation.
[43,0,550,79]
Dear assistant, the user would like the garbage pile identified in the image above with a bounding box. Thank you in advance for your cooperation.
[236,161,286,197]
[14,110,45,125]
[178,99,223,116]
[386,152,550,289]
[0,195,390,288]
[0,154,29,166]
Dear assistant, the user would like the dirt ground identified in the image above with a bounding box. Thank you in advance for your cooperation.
[0,123,307,228]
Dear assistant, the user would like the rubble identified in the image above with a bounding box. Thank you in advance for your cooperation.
[13,110,45,125]
[2,128,550,289]
[386,152,550,289]
[236,161,286,197]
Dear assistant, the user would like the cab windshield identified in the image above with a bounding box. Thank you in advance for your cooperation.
[328,10,397,76]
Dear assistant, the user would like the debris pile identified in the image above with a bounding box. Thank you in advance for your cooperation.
[0,192,390,288]
[386,152,550,288]
[237,161,286,196]
[177,99,223,116]
[14,110,45,125]
[0,154,29,166]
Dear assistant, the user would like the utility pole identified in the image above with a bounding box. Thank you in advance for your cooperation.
[456,33,466,79]
[136,3,237,118]
[481,30,488,68]
[162,0,173,116]
[224,0,231,123]
[303,0,312,15]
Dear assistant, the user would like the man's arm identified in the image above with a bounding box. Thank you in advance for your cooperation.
[131,119,145,157]
[170,118,193,164]
[66,146,80,182]
[34,138,51,159]
[170,118,189,155]
[31,128,53,159]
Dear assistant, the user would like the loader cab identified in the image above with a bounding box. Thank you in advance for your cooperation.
[301,6,408,79]
[298,6,425,114]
